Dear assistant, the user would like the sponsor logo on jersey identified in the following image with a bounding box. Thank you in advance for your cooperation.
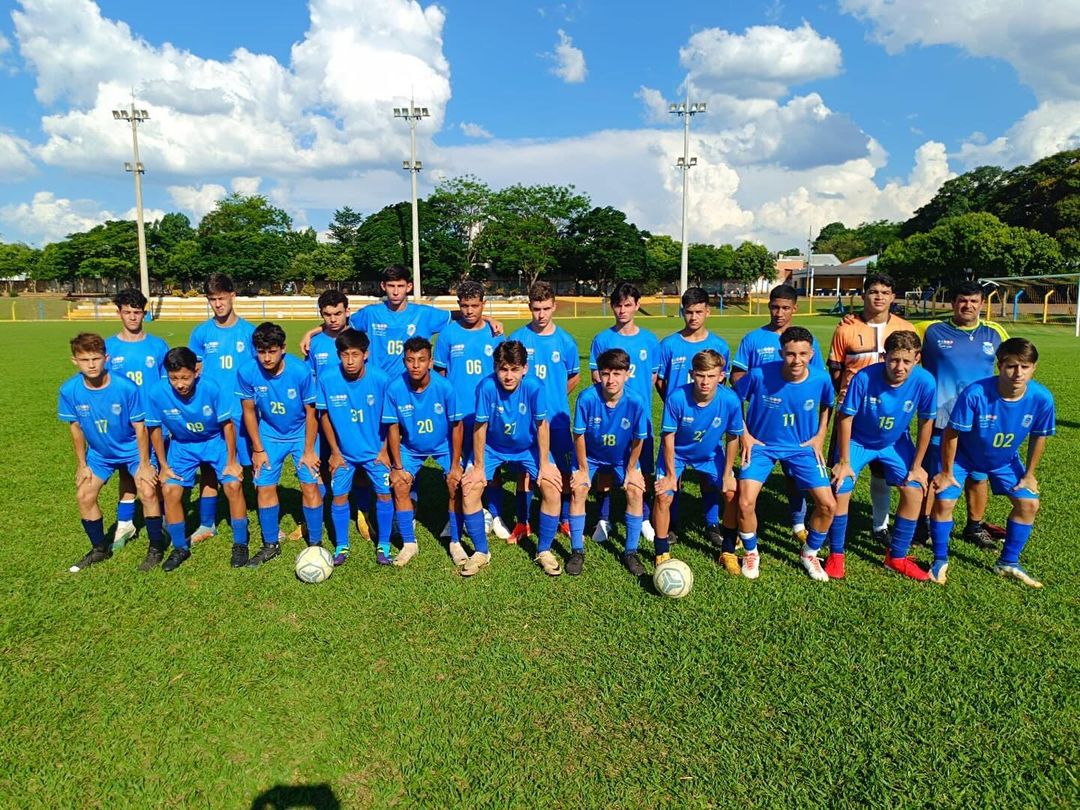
[113,356,125,365]
[205,341,219,353]
[255,385,269,394]
[639,349,648,361]
[400,404,414,414]
[903,400,915,412]
[406,324,417,337]
[236,340,245,353]
[77,403,91,414]
[681,415,695,423]
[591,416,602,425]
[711,416,723,428]
[936,339,953,350]
[484,345,494,357]
[329,394,348,406]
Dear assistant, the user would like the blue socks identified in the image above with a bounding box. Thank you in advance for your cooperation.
[485,483,503,522]
[654,535,670,556]
[231,517,249,546]
[560,494,570,523]
[303,505,324,545]
[598,491,611,522]
[167,521,188,551]
[517,489,534,525]
[448,511,461,542]
[537,511,559,553]
[395,510,417,545]
[890,516,917,559]
[258,505,279,545]
[569,513,586,552]
[625,512,643,553]
[806,527,828,552]
[1000,519,1034,566]
[740,531,758,552]
[82,518,106,549]
[464,510,489,554]
[198,495,218,529]
[375,498,394,555]
[789,491,807,528]
[828,514,850,555]
[703,490,720,526]
[117,499,136,523]
[145,516,165,550]
[930,519,952,562]
[331,501,350,550]
[721,526,737,554]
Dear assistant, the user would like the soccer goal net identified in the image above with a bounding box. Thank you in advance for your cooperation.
[978,272,1080,336]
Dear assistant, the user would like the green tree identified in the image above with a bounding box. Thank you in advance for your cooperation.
[731,241,777,286]
[779,247,802,256]
[289,243,352,284]
[196,194,295,284]
[327,206,364,248]
[644,233,681,289]
[0,242,41,280]
[351,200,466,293]
[428,175,493,268]
[902,165,1008,237]
[814,220,901,262]
[686,243,734,285]
[561,206,646,294]
[987,149,1080,259]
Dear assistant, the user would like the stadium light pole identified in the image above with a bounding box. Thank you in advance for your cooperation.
[112,101,151,299]
[670,95,706,294]
[393,101,430,302]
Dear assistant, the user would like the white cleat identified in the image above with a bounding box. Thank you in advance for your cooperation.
[483,509,494,536]
[448,541,469,567]
[460,551,491,577]
[591,519,611,544]
[742,549,761,580]
[491,516,512,541]
[800,546,830,582]
[394,543,419,567]
[111,521,138,551]
[640,519,656,542]
[993,562,1042,589]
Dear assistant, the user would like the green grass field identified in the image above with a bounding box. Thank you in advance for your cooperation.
[1,315,1077,808]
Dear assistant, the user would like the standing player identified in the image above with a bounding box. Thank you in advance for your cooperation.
[651,350,743,570]
[588,283,660,545]
[734,327,836,581]
[59,333,164,573]
[315,329,395,566]
[104,288,169,550]
[238,322,323,568]
[508,281,580,541]
[731,284,827,544]
[458,341,565,577]
[568,348,649,576]
[187,273,255,544]
[306,289,352,379]
[829,331,936,581]
[928,338,1054,588]
[656,287,730,397]
[827,273,913,544]
[433,281,505,539]
[384,337,465,567]
[146,347,250,572]
[917,281,1009,549]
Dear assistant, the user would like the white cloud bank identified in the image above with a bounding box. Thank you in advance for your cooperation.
[548,29,587,84]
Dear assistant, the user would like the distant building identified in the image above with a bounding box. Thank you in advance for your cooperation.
[789,254,875,296]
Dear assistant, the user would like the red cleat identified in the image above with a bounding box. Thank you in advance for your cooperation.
[823,552,845,579]
[983,521,1006,539]
[884,553,930,581]
[558,520,571,537]
[507,522,531,545]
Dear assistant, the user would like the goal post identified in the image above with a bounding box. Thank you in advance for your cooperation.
[978,272,1080,337]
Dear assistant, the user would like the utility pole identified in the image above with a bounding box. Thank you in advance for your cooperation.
[670,94,706,294]
[112,97,150,298]
[393,100,430,302]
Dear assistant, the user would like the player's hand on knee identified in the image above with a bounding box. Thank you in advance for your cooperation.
[538,462,562,489]
[251,449,270,472]
[722,472,738,497]
[390,467,413,490]
[931,471,958,492]
[905,466,928,489]
[135,463,157,489]
[75,464,93,487]
[570,467,590,491]
[830,461,854,488]
[623,468,645,493]
[656,473,677,497]
[224,461,243,480]
[1014,473,1039,495]
[740,434,763,466]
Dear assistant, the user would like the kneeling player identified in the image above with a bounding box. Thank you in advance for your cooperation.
[929,338,1055,587]
[735,327,836,581]
[568,348,649,577]
[238,322,324,568]
[147,347,250,572]
[59,333,164,572]
[829,331,936,581]
[652,349,743,569]
[384,337,465,567]
[459,341,564,576]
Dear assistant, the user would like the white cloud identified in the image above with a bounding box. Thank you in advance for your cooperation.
[459,122,493,139]
[231,176,262,196]
[0,191,164,245]
[680,23,843,99]
[636,86,670,124]
[549,29,587,83]
[0,32,10,54]
[0,133,36,179]
[955,100,1080,168]
[166,183,227,221]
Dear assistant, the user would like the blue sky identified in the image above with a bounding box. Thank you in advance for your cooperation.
[0,0,1076,249]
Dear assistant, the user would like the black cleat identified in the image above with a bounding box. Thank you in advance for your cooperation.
[915,516,930,547]
[871,527,891,547]
[565,551,585,576]
[621,551,646,577]
[230,544,250,568]
[68,546,112,573]
[705,524,724,549]
[245,543,281,568]
[162,547,191,572]
[138,547,165,572]
[668,530,680,546]
[963,522,997,550]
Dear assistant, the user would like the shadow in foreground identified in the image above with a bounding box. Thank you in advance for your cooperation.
[251,783,341,810]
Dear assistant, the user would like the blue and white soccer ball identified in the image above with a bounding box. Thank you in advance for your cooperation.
[295,545,334,584]
[653,558,694,598]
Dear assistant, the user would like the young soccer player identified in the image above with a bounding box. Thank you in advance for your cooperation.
[828,273,914,545]
[734,326,836,581]
[656,286,730,398]
[383,336,465,567]
[507,281,580,541]
[59,333,164,573]
[927,338,1054,588]
[104,288,169,550]
[187,273,255,544]
[829,331,936,581]
[652,350,743,570]
[433,280,505,539]
[237,322,323,568]
[307,289,351,380]
[315,328,396,566]
[458,341,565,577]
[588,283,660,545]
[146,347,250,572]
[569,348,650,576]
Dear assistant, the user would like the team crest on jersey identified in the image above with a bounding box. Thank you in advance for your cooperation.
[518,403,528,414]
[621,418,631,429]
[145,356,156,367]
[982,341,995,356]
[434,403,444,414]
[803,399,815,411]
[484,345,494,357]
[552,351,561,363]
[236,341,245,353]
[367,394,376,405]
[287,388,297,399]
[1022,414,1034,427]
[406,324,417,337]
[711,416,723,428]
[639,349,648,360]
[202,405,213,416]
[903,400,915,412]
[111,403,122,415]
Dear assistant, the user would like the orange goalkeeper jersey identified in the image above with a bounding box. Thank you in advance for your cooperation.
[828,313,914,400]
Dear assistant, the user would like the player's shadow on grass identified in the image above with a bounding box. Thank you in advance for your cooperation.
[250,782,340,810]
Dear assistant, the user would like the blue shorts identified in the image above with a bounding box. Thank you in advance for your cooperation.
[400,448,456,478]
[835,435,922,495]
[86,449,145,485]
[656,455,722,492]
[571,457,635,487]
[739,445,830,491]
[165,438,240,489]
[330,458,391,498]
[477,446,554,481]
[234,419,253,467]
[935,451,1038,501]
[640,430,655,476]
[550,412,574,473]
[460,416,477,467]
[924,429,987,482]
[253,436,320,487]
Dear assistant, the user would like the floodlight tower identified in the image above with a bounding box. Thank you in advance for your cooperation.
[393,100,430,302]
[670,95,706,294]
[112,100,151,298]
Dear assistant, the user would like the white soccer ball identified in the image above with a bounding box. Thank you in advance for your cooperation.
[653,558,694,599]
[295,545,334,584]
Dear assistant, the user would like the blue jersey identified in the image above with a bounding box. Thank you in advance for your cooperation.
[188,317,255,419]
[917,319,1009,428]
[349,301,452,375]
[660,384,744,464]
[508,324,580,417]
[841,364,936,450]
[657,332,731,389]
[382,373,463,456]
[307,331,342,380]
[236,355,316,442]
[732,326,827,374]
[573,385,649,468]
[145,377,233,445]
[58,373,144,462]
[474,374,547,455]
[589,326,660,417]
[948,378,1055,469]
[433,320,504,418]
[105,334,168,388]
[735,362,834,450]
[315,364,390,463]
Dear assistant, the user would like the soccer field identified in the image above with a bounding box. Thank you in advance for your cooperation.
[1,316,1077,808]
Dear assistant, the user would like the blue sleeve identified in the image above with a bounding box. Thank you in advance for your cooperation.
[588,336,601,371]
[564,333,581,376]
[381,388,398,424]
[446,382,463,422]
[917,375,936,421]
[1032,390,1056,436]
[153,338,169,379]
[660,395,679,434]
[299,366,316,405]
[948,387,977,432]
[474,383,492,424]
[188,323,205,360]
[315,377,328,411]
[732,335,751,372]
[425,306,452,336]
[348,309,367,332]
[840,372,865,416]
[812,337,827,371]
[733,371,753,402]
[649,338,661,375]
[656,341,671,381]
[125,382,145,423]
[530,379,548,423]
[726,397,745,436]
[236,366,254,400]
[215,382,233,423]
[819,376,835,408]
[573,394,589,434]
[57,383,76,422]
[433,332,449,371]
[144,385,162,427]
[633,399,648,440]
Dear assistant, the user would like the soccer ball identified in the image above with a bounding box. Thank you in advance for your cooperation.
[653,558,693,599]
[295,545,334,584]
